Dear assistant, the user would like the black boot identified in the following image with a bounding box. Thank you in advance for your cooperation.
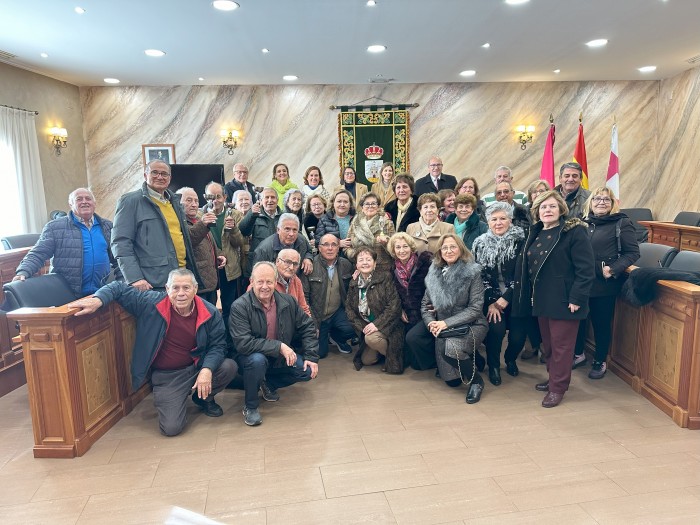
[488,367,502,386]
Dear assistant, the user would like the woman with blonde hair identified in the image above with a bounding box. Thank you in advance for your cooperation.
[371,162,396,206]
[387,232,432,329]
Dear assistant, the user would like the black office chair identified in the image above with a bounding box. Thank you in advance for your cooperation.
[635,243,678,268]
[673,211,700,227]
[1,233,41,251]
[621,208,653,243]
[1,273,77,311]
[667,251,700,272]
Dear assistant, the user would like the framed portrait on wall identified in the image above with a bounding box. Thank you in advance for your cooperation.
[142,144,176,166]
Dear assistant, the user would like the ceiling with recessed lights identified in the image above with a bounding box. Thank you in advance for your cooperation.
[0,0,698,86]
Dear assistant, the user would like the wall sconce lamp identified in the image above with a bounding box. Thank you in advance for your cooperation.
[220,129,239,155]
[516,125,535,150]
[50,127,68,155]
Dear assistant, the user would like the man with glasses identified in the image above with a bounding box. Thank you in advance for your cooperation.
[112,160,201,291]
[272,249,311,317]
[414,156,457,196]
[482,166,528,206]
[301,233,357,358]
[251,213,314,275]
[494,181,531,236]
[224,163,257,203]
[555,162,591,219]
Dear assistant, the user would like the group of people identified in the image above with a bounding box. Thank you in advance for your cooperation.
[13,154,640,436]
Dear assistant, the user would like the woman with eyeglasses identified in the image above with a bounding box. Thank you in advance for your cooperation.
[283,188,304,226]
[303,194,327,250]
[346,192,395,272]
[406,193,455,255]
[444,193,487,251]
[346,247,404,373]
[525,180,551,210]
[455,176,487,221]
[574,187,639,379]
[335,166,368,203]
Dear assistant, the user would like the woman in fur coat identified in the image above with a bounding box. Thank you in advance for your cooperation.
[345,192,395,272]
[420,233,488,404]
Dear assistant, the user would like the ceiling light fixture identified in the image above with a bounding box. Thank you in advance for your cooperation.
[553,69,561,74]
[74,7,86,14]
[505,0,530,5]
[262,48,269,54]
[282,75,298,81]
[638,65,657,73]
[40,52,48,58]
[459,70,476,77]
[481,43,490,49]
[367,0,377,6]
[104,78,120,84]
[367,45,386,53]
[586,39,608,48]
[144,49,165,57]
[212,0,239,11]
[198,77,205,81]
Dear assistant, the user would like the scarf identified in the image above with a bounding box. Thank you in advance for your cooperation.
[353,213,384,247]
[396,198,412,228]
[454,211,479,237]
[471,225,525,269]
[344,182,357,198]
[419,216,438,236]
[357,273,373,321]
[394,252,417,288]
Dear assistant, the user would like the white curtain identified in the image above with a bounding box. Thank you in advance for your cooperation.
[0,106,47,236]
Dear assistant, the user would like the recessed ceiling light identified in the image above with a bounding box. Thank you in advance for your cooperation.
[212,0,239,11]
[459,70,476,77]
[282,75,298,81]
[367,45,386,53]
[638,65,657,73]
[40,52,48,58]
[104,78,120,84]
[144,49,165,57]
[553,69,561,74]
[481,43,490,49]
[198,77,205,81]
[74,7,86,14]
[586,39,608,48]
[367,0,377,6]
[262,48,269,54]
[505,0,530,5]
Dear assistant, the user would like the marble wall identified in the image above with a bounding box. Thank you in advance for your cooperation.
[0,62,88,217]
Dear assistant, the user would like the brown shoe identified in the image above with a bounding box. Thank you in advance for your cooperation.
[535,381,549,392]
[541,392,564,408]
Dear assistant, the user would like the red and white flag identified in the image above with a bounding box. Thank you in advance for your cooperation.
[606,123,619,197]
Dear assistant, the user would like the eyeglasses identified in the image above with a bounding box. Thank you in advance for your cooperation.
[533,189,547,195]
[278,259,300,268]
[429,163,443,168]
[592,197,612,203]
[319,242,339,248]
[234,170,248,174]
[440,245,459,252]
[496,190,512,195]
[150,170,171,178]
[362,202,378,208]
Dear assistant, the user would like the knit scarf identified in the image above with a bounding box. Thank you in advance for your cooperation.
[471,225,524,269]
[419,216,438,236]
[394,253,417,288]
[396,198,412,227]
[357,273,373,321]
[454,211,478,237]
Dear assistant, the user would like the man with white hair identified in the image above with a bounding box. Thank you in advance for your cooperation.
[224,163,257,203]
[14,187,117,298]
[482,166,527,206]
[251,212,314,275]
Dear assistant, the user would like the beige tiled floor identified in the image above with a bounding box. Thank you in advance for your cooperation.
[1,352,700,524]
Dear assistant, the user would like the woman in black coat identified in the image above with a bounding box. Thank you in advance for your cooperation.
[514,190,594,408]
[578,187,640,379]
[384,174,420,233]
[387,232,432,328]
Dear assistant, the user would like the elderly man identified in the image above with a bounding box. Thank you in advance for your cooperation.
[175,187,226,305]
[239,187,283,257]
[274,249,312,316]
[494,181,531,235]
[482,166,527,206]
[68,269,238,436]
[414,156,457,196]
[224,163,257,203]
[230,261,319,426]
[302,233,356,358]
[555,162,591,219]
[251,213,313,275]
[14,188,116,298]
[112,160,201,291]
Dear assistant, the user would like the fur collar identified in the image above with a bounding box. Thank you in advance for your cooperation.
[563,217,586,232]
[471,225,524,268]
[424,260,481,312]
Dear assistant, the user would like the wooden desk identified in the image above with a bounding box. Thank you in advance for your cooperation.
[639,221,700,253]
[8,303,149,458]
[609,275,700,429]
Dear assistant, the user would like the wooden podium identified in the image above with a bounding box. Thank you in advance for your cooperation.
[8,303,149,458]
[638,221,700,253]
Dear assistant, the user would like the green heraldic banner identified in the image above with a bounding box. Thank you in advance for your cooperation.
[338,110,410,187]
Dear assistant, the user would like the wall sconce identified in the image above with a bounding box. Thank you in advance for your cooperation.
[220,129,239,155]
[516,125,535,150]
[49,127,68,155]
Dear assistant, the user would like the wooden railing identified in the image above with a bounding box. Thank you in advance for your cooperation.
[638,221,700,253]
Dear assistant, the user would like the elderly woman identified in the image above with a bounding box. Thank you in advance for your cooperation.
[438,189,456,222]
[335,166,368,203]
[456,176,487,220]
[387,232,432,329]
[346,192,395,272]
[385,174,420,233]
[270,163,299,202]
[301,165,331,205]
[371,162,396,206]
[316,188,356,253]
[575,187,639,379]
[445,193,487,251]
[231,189,253,292]
[283,188,304,226]
[525,180,551,210]
[303,194,327,249]
[406,193,455,255]
[420,233,488,403]
[514,190,594,408]
[346,247,404,373]
[471,202,527,386]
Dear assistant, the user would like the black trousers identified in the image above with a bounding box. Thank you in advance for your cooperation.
[483,311,528,369]
[574,295,617,362]
[405,321,436,370]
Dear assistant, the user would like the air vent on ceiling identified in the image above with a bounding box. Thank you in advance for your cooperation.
[369,77,395,84]
[687,54,700,65]
[0,49,18,61]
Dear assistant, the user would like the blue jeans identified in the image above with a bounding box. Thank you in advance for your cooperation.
[236,352,313,409]
[318,307,356,358]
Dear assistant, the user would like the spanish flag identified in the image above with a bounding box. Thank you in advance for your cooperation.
[573,120,589,189]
